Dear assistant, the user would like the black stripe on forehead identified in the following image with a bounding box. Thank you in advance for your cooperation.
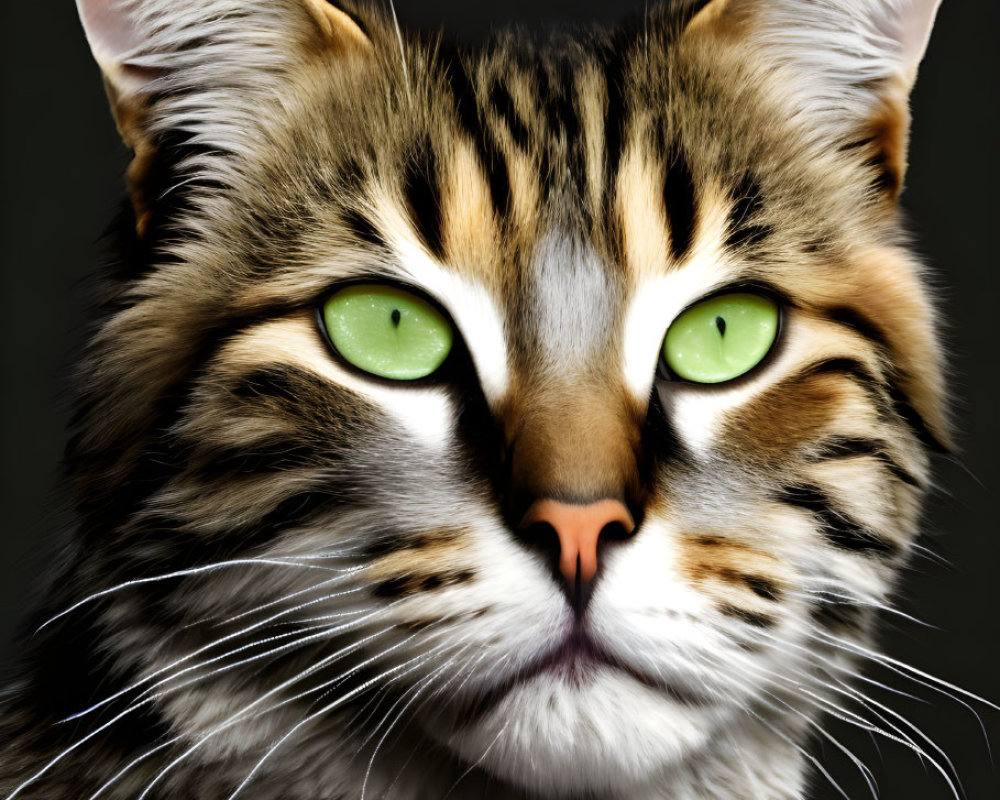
[404,137,445,260]
[663,146,698,262]
[536,56,588,216]
[601,42,629,214]
[726,172,772,250]
[342,206,385,249]
[438,44,512,222]
[537,58,581,151]
[488,79,531,152]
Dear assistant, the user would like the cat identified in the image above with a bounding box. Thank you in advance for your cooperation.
[0,0,954,798]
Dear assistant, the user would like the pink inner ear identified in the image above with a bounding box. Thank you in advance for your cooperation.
[892,0,943,78]
[77,0,143,65]
[901,0,942,63]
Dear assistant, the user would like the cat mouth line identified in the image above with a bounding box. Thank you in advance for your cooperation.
[455,628,716,723]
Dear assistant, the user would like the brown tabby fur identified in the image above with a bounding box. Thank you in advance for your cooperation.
[0,1,949,798]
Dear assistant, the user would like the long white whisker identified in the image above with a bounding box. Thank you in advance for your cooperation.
[136,625,413,800]
[792,588,935,629]
[60,582,371,723]
[810,629,999,713]
[707,644,880,799]
[360,644,477,799]
[442,719,511,800]
[185,569,360,629]
[759,686,878,799]
[225,639,457,800]
[37,557,353,632]
[834,676,963,793]
[86,737,181,800]
[735,625,966,800]
[769,669,957,799]
[744,706,851,800]
[8,605,399,800]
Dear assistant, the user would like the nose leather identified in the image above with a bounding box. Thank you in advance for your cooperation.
[522,498,635,585]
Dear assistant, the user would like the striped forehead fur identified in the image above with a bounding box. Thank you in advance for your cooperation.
[73,0,948,453]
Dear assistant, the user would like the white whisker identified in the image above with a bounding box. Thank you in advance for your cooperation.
[37,557,352,632]
[745,706,851,800]
[10,605,400,800]
[792,588,935,629]
[810,629,1000,712]
[359,644,476,799]
[59,582,372,723]
[441,720,511,800]
[760,687,878,799]
[225,639,457,800]
[835,677,962,793]
[136,625,411,800]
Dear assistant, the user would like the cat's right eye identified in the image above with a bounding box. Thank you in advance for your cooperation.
[320,284,454,381]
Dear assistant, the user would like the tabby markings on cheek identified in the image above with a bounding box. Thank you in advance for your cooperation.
[810,436,920,488]
[776,484,898,556]
[680,532,788,609]
[373,569,476,598]
[720,604,775,629]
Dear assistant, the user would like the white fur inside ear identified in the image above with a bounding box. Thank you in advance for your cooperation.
[77,0,140,63]
[760,0,943,86]
[739,0,944,139]
[883,0,943,83]
[76,0,151,94]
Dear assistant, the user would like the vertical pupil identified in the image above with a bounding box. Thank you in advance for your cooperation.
[715,315,727,336]
[391,308,402,327]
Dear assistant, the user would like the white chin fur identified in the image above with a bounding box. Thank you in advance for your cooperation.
[440,668,726,796]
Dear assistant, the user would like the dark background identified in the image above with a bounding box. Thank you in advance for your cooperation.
[1,1,996,798]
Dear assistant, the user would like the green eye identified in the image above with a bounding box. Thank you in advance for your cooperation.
[662,292,779,384]
[321,284,454,380]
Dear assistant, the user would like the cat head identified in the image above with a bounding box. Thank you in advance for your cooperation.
[56,0,946,793]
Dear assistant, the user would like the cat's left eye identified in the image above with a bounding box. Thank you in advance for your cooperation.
[321,284,454,381]
[661,292,780,384]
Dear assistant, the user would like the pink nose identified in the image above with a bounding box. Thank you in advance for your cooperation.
[522,499,635,585]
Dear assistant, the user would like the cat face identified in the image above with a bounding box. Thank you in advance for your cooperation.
[19,0,944,796]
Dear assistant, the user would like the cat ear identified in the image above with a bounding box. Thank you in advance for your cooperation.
[77,0,370,137]
[75,0,372,231]
[688,0,941,87]
[879,0,943,87]
[686,0,943,199]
